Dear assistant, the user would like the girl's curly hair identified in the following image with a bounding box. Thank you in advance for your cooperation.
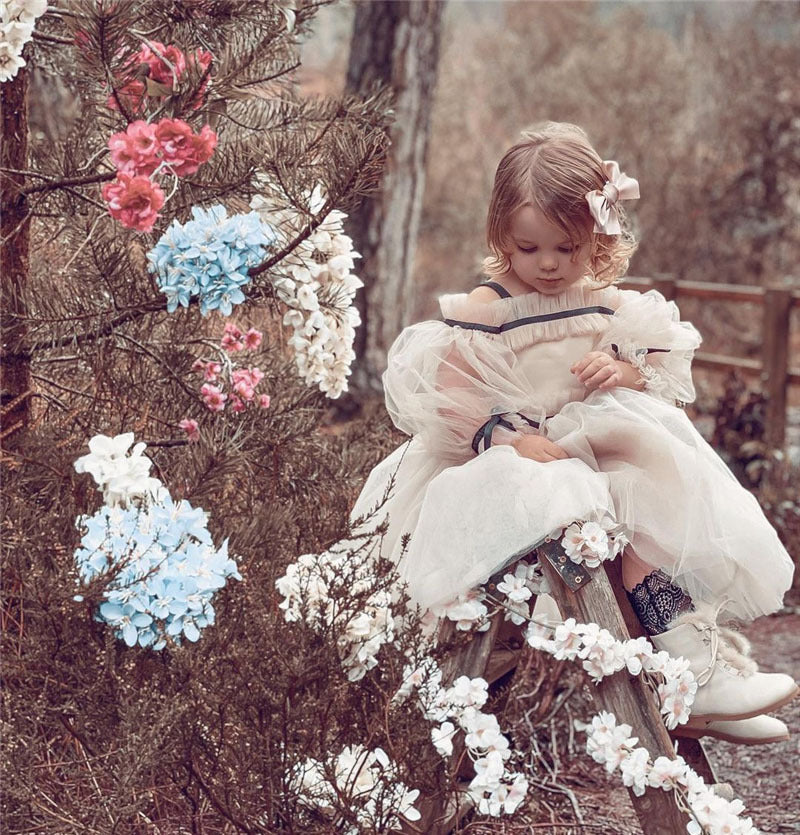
[483,121,638,287]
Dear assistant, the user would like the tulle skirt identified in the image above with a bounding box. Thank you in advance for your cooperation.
[350,389,794,622]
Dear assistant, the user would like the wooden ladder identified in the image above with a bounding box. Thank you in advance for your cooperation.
[407,544,720,834]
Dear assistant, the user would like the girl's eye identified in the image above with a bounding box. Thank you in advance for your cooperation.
[517,245,574,254]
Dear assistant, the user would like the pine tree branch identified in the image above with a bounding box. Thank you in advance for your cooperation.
[21,171,116,197]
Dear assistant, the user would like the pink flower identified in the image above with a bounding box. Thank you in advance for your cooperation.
[154,119,216,176]
[230,396,247,413]
[200,383,227,412]
[191,358,204,371]
[223,323,242,338]
[258,394,271,409]
[243,328,263,350]
[159,123,216,176]
[102,173,165,233]
[144,42,187,87]
[221,332,244,353]
[233,380,255,401]
[202,361,221,382]
[232,368,264,393]
[108,121,160,176]
[179,418,200,442]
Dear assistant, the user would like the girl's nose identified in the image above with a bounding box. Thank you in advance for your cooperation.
[540,254,558,271]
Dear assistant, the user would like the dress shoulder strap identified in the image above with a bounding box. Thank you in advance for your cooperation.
[480,280,512,299]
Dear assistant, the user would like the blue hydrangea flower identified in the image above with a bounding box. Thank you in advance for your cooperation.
[147,205,275,316]
[74,493,241,649]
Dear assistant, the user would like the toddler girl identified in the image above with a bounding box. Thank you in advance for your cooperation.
[349,122,797,743]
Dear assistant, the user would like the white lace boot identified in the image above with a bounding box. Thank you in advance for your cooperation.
[674,714,789,746]
[652,606,799,722]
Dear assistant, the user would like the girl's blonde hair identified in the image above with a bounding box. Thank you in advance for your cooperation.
[483,122,638,286]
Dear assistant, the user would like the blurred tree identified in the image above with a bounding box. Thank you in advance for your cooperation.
[343,0,446,399]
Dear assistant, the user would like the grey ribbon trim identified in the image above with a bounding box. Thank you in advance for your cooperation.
[445,305,616,334]
[610,343,671,356]
[471,412,543,455]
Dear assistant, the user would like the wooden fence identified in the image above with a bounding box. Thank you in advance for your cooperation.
[621,275,800,447]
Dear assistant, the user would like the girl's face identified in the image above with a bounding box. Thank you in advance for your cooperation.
[505,205,591,295]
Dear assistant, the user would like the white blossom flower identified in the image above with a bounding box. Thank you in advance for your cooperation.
[648,755,690,790]
[496,565,533,603]
[503,597,530,625]
[432,592,488,631]
[469,750,506,793]
[431,721,457,757]
[552,617,583,660]
[620,747,651,796]
[524,619,556,652]
[620,635,653,675]
[446,676,488,710]
[578,521,609,559]
[74,432,162,506]
[463,710,502,751]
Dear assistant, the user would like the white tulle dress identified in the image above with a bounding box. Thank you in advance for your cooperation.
[349,282,794,622]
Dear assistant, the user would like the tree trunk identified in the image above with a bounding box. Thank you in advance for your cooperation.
[344,0,445,395]
[1,65,31,450]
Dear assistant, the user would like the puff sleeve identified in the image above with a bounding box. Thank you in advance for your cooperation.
[382,318,545,464]
[598,289,702,405]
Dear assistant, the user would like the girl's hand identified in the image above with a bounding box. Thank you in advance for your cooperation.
[571,351,624,391]
[511,434,570,463]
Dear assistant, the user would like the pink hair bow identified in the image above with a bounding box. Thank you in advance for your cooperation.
[585,160,640,235]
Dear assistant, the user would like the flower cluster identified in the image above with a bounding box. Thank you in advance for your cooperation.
[147,205,275,315]
[250,184,363,399]
[525,616,697,729]
[73,433,240,649]
[395,659,528,817]
[584,712,759,834]
[109,119,217,178]
[107,40,212,114]
[291,745,420,833]
[560,519,629,568]
[275,544,396,682]
[73,432,161,507]
[102,119,217,232]
[74,495,240,648]
[0,0,46,83]
[185,323,270,422]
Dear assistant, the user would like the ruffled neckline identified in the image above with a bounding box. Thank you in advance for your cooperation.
[439,282,622,328]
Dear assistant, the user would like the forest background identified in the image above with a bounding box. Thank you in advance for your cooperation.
[3,1,800,833]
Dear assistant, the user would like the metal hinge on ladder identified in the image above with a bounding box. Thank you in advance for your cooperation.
[537,538,592,591]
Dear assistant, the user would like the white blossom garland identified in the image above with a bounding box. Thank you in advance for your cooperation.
[393,658,529,817]
[583,712,759,834]
[250,183,363,399]
[0,0,46,83]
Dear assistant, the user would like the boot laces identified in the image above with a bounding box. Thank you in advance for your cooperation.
[696,597,746,685]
